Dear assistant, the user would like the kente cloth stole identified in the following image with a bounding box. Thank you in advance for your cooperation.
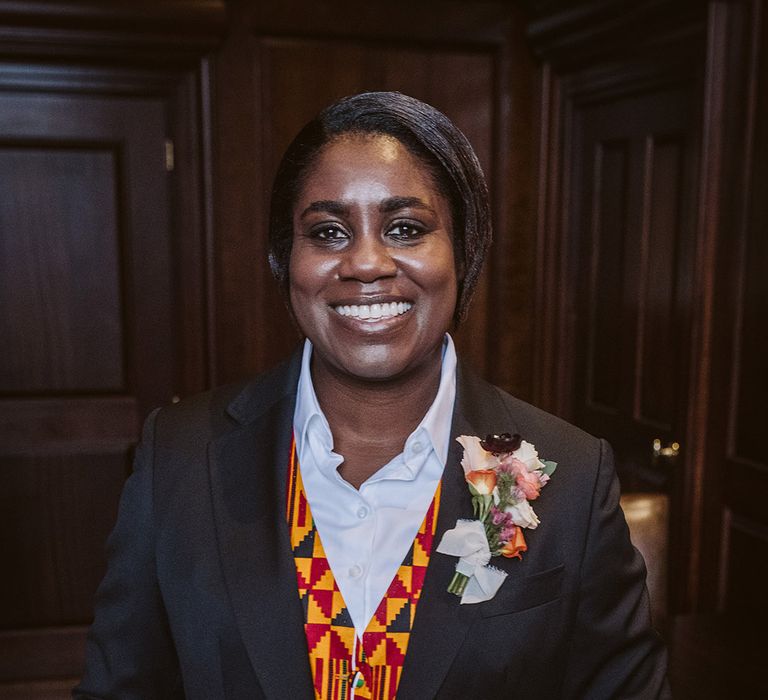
[286,438,441,700]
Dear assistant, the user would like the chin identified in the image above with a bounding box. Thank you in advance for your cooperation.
[329,341,441,384]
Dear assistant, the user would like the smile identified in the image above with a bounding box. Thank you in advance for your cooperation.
[333,301,412,321]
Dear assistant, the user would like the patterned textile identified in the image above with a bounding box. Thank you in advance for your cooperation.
[286,438,441,700]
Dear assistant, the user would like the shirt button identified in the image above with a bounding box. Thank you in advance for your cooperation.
[412,440,424,453]
[348,564,363,578]
[356,506,369,519]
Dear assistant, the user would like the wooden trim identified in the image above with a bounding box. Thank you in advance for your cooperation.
[0,397,138,452]
[200,57,217,391]
[0,626,87,680]
[248,1,514,44]
[525,0,705,70]
[0,679,80,699]
[726,0,760,467]
[682,0,730,612]
[533,63,569,416]
[0,1,226,27]
[0,0,227,63]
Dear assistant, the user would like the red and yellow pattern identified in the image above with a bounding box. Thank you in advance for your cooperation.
[286,439,441,700]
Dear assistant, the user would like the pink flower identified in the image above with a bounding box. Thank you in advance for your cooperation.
[500,455,542,500]
[498,455,527,476]
[500,522,518,542]
[515,469,542,500]
[491,507,507,526]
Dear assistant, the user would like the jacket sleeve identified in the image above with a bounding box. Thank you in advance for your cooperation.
[561,439,671,699]
[73,408,183,699]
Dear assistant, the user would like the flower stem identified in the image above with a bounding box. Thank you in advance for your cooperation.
[447,571,469,596]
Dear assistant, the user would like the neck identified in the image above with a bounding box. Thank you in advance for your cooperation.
[310,346,444,487]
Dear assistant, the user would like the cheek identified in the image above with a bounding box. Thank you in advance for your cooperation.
[421,249,459,303]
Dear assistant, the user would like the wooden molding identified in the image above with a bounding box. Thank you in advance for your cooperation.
[525,0,705,69]
[0,0,227,64]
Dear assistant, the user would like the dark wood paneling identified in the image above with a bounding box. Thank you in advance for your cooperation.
[0,144,124,394]
[0,626,87,680]
[529,1,707,631]
[0,0,226,66]
[0,64,203,690]
[697,0,768,636]
[731,90,768,465]
[568,83,698,496]
[588,139,629,412]
[0,1,223,693]
[0,397,138,452]
[0,454,127,628]
[639,137,684,428]
[723,516,768,629]
[0,90,176,413]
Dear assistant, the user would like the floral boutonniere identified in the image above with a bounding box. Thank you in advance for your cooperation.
[436,433,557,604]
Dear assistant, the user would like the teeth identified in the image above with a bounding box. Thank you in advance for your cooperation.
[335,301,412,320]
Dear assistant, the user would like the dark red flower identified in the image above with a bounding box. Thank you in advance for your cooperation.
[480,432,522,454]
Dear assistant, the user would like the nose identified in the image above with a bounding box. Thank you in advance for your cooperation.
[337,234,397,283]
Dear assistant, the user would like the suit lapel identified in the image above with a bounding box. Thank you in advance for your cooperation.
[208,355,315,699]
[398,364,522,699]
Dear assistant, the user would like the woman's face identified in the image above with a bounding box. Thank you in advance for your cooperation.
[289,133,458,383]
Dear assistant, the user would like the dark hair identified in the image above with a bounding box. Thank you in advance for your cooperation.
[268,91,492,323]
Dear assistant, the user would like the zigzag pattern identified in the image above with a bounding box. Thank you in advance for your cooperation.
[286,439,440,700]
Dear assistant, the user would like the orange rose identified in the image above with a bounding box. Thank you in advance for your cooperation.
[500,526,527,559]
[466,469,498,496]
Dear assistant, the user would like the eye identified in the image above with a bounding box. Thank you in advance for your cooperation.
[309,224,348,242]
[387,221,426,241]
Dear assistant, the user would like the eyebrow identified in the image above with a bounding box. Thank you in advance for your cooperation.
[379,196,436,215]
[300,200,350,218]
[300,196,436,219]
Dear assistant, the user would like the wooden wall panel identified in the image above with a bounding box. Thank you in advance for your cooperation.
[0,145,124,394]
[640,137,684,428]
[0,453,127,628]
[723,517,768,629]
[731,143,767,466]
[588,140,629,412]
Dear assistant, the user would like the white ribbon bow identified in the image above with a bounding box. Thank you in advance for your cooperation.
[436,519,508,604]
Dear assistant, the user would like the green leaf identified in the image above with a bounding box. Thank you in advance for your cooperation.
[541,460,558,476]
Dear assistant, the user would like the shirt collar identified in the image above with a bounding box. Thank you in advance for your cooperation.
[293,335,457,481]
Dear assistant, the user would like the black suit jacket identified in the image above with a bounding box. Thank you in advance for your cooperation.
[75,351,669,699]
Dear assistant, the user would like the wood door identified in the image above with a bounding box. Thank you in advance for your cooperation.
[569,83,699,494]
[0,89,174,691]
[696,0,768,642]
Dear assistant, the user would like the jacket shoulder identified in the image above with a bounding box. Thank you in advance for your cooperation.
[150,350,301,448]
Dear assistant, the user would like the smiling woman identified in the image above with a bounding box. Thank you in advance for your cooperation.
[75,92,670,700]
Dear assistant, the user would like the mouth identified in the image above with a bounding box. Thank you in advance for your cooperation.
[333,301,413,321]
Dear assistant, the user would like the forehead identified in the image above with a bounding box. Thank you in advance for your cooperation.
[297,133,448,203]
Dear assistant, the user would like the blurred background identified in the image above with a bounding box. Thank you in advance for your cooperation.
[0,0,765,697]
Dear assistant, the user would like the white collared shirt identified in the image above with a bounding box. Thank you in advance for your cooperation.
[293,335,457,639]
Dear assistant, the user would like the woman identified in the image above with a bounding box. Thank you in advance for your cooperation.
[76,92,669,699]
